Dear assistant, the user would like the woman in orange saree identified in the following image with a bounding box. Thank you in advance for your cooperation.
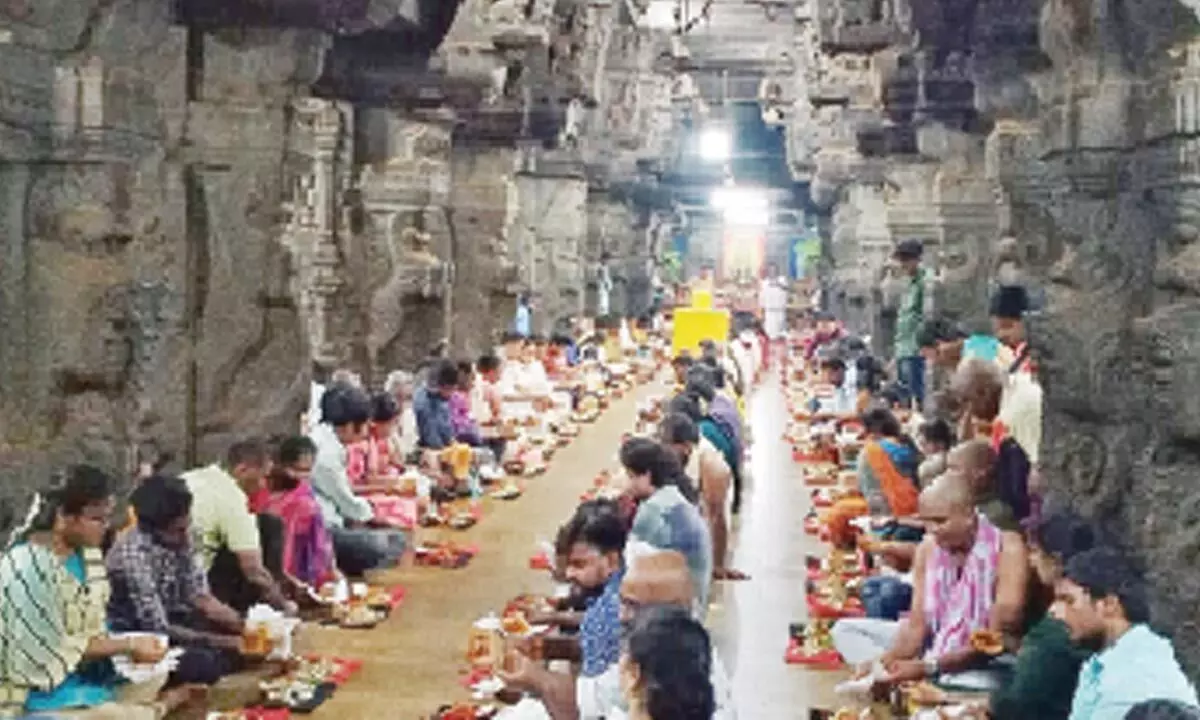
[823,407,921,547]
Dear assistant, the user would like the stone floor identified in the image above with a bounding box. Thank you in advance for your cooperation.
[290,369,842,718]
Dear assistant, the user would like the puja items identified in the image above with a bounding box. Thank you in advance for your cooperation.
[243,604,300,659]
[415,541,478,569]
[801,464,840,486]
[572,395,602,423]
[442,443,475,482]
[784,620,843,669]
[490,481,523,500]
[806,569,865,620]
[258,656,361,712]
[466,615,505,670]
[431,703,498,720]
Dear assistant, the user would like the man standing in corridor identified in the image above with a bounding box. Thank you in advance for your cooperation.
[892,239,932,409]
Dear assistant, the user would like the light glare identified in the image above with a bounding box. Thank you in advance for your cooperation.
[710,187,768,211]
[699,128,732,161]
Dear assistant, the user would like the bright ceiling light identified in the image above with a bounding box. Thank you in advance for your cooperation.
[641,0,676,29]
[699,127,731,161]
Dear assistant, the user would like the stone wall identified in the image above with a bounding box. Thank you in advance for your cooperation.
[0,4,323,517]
[802,0,1200,676]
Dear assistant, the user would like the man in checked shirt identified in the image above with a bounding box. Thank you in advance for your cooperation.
[107,475,248,687]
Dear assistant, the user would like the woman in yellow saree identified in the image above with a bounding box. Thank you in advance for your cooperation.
[823,407,921,548]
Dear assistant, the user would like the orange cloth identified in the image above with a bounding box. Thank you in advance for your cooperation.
[822,495,869,548]
[863,440,920,517]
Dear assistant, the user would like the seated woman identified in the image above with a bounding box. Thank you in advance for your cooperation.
[0,466,200,718]
[346,392,427,529]
[262,436,341,592]
[984,505,1095,720]
[831,475,1028,692]
[917,418,955,487]
[824,406,921,548]
[619,606,715,720]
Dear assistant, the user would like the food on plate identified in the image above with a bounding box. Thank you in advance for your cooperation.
[340,604,380,628]
[435,703,498,720]
[970,629,1005,655]
[908,680,949,706]
[449,513,477,530]
[441,443,474,481]
[500,612,532,636]
[491,484,521,500]
[241,624,272,656]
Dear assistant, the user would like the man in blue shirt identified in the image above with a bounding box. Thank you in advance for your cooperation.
[1054,547,1198,720]
[412,360,459,450]
[496,500,627,719]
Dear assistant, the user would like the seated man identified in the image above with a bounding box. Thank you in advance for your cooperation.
[475,353,507,462]
[107,475,247,686]
[832,476,1028,691]
[501,550,736,720]
[498,332,552,419]
[947,439,1020,532]
[0,466,200,718]
[413,360,459,451]
[809,355,859,419]
[952,359,1032,524]
[180,439,294,614]
[1056,547,1198,718]
[309,383,407,576]
[503,500,626,702]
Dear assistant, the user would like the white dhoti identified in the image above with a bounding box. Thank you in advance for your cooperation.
[764,308,786,340]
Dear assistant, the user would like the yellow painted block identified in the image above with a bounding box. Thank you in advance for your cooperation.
[672,307,730,357]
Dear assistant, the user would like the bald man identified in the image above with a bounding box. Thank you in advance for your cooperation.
[950,360,1033,523]
[501,550,736,720]
[945,440,1019,532]
[833,478,1028,692]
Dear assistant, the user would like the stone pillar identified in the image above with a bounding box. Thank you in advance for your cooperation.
[448,145,522,356]
[512,149,588,333]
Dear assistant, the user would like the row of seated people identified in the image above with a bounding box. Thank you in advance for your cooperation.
[788,372,1199,719]
[485,356,762,719]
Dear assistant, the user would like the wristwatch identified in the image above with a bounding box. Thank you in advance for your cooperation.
[923,657,940,678]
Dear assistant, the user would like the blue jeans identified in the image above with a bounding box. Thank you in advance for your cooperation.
[330,525,407,577]
[896,355,926,409]
[860,575,912,620]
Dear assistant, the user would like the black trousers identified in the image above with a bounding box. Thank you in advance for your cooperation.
[208,513,285,613]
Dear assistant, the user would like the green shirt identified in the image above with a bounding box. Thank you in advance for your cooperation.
[990,615,1091,720]
[893,267,926,358]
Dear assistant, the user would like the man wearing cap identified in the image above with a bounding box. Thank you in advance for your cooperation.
[892,240,932,409]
